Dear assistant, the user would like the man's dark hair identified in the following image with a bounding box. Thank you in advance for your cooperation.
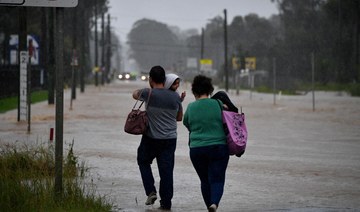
[191,75,214,96]
[149,66,166,84]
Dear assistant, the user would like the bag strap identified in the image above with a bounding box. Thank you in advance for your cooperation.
[133,89,152,109]
[145,89,152,109]
[215,99,223,111]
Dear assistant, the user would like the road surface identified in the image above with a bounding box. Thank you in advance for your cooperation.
[1,80,359,211]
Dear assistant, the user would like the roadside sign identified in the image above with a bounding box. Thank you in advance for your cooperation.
[187,57,197,69]
[245,57,256,70]
[200,59,213,72]
[232,57,240,70]
[0,0,78,7]
[9,34,40,65]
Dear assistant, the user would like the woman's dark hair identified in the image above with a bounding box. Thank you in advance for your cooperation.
[149,65,166,84]
[191,75,214,96]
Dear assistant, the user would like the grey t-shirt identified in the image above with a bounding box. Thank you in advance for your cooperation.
[140,88,182,139]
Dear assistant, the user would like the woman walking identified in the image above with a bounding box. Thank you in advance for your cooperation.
[183,75,229,212]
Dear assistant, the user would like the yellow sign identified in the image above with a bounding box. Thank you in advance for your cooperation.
[200,59,213,65]
[245,57,256,70]
[200,59,213,72]
[232,57,240,70]
[93,66,100,73]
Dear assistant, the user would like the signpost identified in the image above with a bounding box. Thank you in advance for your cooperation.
[245,57,256,100]
[70,49,78,110]
[232,56,240,95]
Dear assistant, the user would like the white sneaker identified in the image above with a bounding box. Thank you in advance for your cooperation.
[208,204,217,212]
[145,191,157,205]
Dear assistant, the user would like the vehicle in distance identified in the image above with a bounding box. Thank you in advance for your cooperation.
[118,72,136,80]
[139,72,148,81]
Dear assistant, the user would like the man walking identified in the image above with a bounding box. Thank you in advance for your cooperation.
[132,65,183,210]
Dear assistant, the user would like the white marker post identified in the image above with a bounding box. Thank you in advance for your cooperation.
[19,51,28,121]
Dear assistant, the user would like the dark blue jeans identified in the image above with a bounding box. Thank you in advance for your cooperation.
[137,135,177,209]
[190,144,229,208]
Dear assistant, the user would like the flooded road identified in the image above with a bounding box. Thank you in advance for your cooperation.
[1,80,360,211]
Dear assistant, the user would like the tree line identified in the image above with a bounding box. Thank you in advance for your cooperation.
[1,0,359,95]
[127,0,359,93]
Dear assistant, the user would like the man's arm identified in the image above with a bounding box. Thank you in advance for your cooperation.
[176,108,183,121]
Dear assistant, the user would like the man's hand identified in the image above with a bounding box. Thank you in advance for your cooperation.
[180,91,186,102]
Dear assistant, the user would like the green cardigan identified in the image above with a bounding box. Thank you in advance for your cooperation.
[183,98,227,148]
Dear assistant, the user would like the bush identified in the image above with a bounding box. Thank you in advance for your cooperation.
[0,142,113,211]
[349,83,360,96]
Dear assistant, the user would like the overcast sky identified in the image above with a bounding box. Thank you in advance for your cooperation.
[108,0,279,42]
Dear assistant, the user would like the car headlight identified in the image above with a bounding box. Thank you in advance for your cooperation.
[118,74,123,79]
[125,74,130,79]
[141,75,147,81]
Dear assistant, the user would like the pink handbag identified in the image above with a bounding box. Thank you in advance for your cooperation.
[222,110,248,156]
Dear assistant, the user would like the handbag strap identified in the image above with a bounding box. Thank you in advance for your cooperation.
[145,89,152,109]
[133,89,152,109]
[215,99,223,111]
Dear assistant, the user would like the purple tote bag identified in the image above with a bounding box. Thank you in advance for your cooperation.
[222,110,248,155]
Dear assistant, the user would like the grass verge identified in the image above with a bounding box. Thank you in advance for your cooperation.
[0,141,113,211]
[0,90,48,113]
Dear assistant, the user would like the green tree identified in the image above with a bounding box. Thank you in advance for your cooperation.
[128,18,180,70]
[323,0,360,83]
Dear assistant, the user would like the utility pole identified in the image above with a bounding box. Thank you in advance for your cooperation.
[71,7,77,102]
[94,2,98,86]
[54,7,64,196]
[201,27,204,60]
[48,8,55,104]
[106,13,111,83]
[273,57,276,105]
[101,11,105,85]
[224,9,228,92]
[41,8,47,96]
[311,52,315,111]
[80,8,86,93]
